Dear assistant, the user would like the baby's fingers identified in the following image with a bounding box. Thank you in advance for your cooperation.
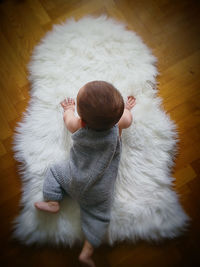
[67,98,75,105]
[127,96,135,101]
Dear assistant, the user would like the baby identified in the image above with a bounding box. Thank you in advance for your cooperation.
[35,81,136,267]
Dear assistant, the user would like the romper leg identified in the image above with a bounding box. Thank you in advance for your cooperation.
[43,167,65,201]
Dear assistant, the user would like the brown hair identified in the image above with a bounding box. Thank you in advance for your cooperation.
[77,81,124,130]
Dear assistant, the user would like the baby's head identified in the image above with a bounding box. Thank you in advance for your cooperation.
[77,81,124,131]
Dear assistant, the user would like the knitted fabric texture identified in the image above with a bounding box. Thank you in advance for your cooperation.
[43,125,121,247]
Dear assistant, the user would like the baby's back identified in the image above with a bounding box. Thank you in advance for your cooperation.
[69,125,121,202]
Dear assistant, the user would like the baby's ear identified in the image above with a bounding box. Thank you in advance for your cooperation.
[81,119,86,128]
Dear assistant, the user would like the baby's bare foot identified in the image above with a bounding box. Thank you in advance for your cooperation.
[34,201,60,213]
[79,240,95,267]
[125,96,136,110]
[79,254,96,267]
[60,98,75,111]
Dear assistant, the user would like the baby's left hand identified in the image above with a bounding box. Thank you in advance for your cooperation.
[60,98,75,111]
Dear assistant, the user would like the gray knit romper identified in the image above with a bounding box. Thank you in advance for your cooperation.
[43,124,122,248]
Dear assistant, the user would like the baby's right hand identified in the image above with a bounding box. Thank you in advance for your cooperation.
[125,96,136,110]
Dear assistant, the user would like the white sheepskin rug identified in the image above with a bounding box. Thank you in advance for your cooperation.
[13,15,189,247]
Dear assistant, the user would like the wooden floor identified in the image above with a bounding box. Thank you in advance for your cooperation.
[0,0,200,266]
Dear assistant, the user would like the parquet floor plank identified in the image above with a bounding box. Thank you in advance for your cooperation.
[0,141,6,157]
[0,111,12,140]
[27,0,51,26]
[174,164,197,189]
[0,28,27,89]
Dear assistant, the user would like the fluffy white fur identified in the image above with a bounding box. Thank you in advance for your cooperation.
[13,15,189,247]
